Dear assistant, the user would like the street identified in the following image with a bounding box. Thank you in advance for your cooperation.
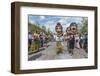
[28,41,88,61]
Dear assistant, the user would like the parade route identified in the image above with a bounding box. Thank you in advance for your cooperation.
[28,41,88,61]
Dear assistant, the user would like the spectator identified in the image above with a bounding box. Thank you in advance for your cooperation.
[83,33,88,53]
[79,34,83,49]
[39,34,44,47]
[28,32,32,51]
[75,33,80,49]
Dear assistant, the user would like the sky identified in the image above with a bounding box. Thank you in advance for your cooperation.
[28,15,86,33]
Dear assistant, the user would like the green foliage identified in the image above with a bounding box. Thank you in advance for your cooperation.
[42,25,46,31]
[79,18,88,33]
[28,22,52,35]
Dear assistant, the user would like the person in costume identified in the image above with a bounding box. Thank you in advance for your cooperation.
[55,22,64,54]
[66,22,78,55]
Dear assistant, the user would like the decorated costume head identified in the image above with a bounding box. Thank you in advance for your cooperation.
[70,22,77,34]
[55,22,63,34]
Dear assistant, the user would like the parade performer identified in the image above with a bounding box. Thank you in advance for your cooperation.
[66,22,78,55]
[55,22,64,54]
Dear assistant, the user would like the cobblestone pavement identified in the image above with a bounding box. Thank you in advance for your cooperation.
[28,42,88,61]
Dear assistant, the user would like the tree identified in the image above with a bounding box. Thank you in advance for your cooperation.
[28,22,42,33]
[42,25,46,31]
[47,27,51,35]
[29,22,50,35]
[80,18,88,33]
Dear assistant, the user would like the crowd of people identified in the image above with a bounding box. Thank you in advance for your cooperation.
[28,22,88,55]
[28,31,50,52]
[65,23,88,55]
[65,31,88,55]
[54,22,88,55]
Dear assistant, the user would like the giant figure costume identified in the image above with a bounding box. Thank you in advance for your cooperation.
[55,22,64,54]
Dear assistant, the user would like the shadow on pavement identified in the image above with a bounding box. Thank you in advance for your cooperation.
[28,53,42,60]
